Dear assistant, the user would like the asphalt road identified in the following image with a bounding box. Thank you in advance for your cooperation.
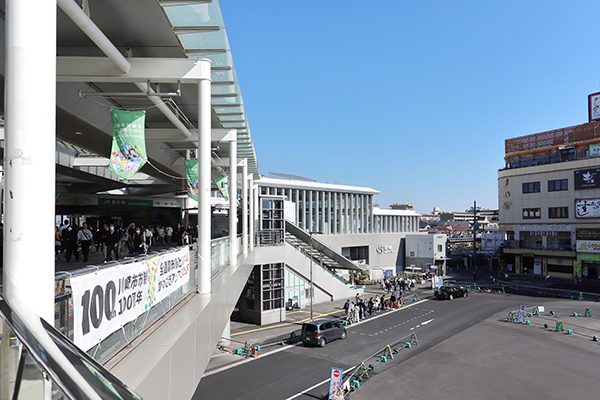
[193,291,524,399]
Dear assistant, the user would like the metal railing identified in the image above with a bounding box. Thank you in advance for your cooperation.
[255,230,284,246]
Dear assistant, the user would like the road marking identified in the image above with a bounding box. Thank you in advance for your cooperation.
[231,309,343,336]
[284,365,356,400]
[207,298,433,377]
[422,318,434,325]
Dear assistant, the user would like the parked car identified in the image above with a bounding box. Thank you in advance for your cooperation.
[301,319,347,347]
[434,285,468,300]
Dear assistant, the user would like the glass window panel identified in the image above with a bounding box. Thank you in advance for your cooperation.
[164,2,224,27]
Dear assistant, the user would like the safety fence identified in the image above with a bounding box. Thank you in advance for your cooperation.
[53,235,243,364]
[341,332,419,396]
[473,279,600,301]
[505,304,600,342]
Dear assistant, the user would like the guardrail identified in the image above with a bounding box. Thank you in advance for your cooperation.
[255,230,284,246]
[341,332,419,395]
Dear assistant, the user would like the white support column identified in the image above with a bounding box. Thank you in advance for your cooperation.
[308,190,313,232]
[197,62,212,294]
[4,0,56,322]
[249,174,254,252]
[295,189,299,225]
[254,183,259,236]
[319,191,324,233]
[301,190,306,229]
[333,192,338,234]
[229,139,238,261]
[327,191,332,234]
[242,161,248,257]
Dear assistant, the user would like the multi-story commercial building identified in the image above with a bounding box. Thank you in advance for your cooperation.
[499,120,600,279]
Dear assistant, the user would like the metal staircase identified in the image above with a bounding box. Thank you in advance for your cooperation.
[284,221,365,285]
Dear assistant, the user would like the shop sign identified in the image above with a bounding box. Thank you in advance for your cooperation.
[589,91,600,122]
[575,199,600,218]
[576,228,600,240]
[376,245,393,254]
[575,168,600,190]
[576,240,600,253]
[99,198,153,207]
[591,144,600,157]
[577,253,600,262]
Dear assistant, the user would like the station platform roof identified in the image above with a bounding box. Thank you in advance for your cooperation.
[1,0,259,198]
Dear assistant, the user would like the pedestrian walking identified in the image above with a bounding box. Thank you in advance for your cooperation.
[77,222,94,263]
[105,224,120,262]
[473,271,478,284]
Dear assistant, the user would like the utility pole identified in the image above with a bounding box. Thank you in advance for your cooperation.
[473,200,477,270]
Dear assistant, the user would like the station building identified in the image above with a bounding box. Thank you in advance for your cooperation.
[0,1,420,399]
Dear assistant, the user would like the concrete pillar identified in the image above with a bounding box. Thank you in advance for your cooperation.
[249,174,254,251]
[197,64,212,294]
[229,138,238,261]
[242,162,248,257]
[333,192,338,234]
[4,0,56,322]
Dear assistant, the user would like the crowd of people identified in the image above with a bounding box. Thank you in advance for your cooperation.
[343,276,418,324]
[56,219,199,263]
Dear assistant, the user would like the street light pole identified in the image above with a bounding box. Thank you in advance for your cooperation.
[309,231,323,321]
[310,232,314,321]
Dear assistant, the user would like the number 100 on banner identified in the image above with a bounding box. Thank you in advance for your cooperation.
[71,247,190,351]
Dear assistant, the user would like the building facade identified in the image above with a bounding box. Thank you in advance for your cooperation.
[499,120,600,279]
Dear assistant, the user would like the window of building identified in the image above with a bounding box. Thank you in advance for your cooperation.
[548,206,569,219]
[520,158,535,167]
[548,179,568,192]
[522,182,540,194]
[523,208,541,219]
[535,155,549,165]
[560,148,575,162]
[409,251,415,257]
[262,263,284,311]
[547,232,572,251]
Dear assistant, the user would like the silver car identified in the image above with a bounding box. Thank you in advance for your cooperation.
[301,319,347,347]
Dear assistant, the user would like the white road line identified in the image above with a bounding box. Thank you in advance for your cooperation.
[284,366,357,400]
[205,298,432,378]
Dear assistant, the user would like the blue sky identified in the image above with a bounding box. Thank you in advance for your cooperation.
[220,1,600,214]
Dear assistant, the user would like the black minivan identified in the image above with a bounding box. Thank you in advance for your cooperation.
[301,319,347,347]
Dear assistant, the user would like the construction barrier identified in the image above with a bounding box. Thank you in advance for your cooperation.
[342,332,418,396]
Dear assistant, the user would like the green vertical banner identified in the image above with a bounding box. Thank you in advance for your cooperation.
[213,176,230,201]
[109,109,147,179]
[184,159,199,201]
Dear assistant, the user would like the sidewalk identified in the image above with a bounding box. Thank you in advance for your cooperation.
[203,282,435,375]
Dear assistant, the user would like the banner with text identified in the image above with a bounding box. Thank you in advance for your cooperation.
[575,198,600,218]
[328,367,344,400]
[214,176,230,201]
[185,159,199,201]
[109,109,147,179]
[71,247,190,351]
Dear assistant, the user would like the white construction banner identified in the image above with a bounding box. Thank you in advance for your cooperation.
[329,367,344,400]
[71,247,190,351]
